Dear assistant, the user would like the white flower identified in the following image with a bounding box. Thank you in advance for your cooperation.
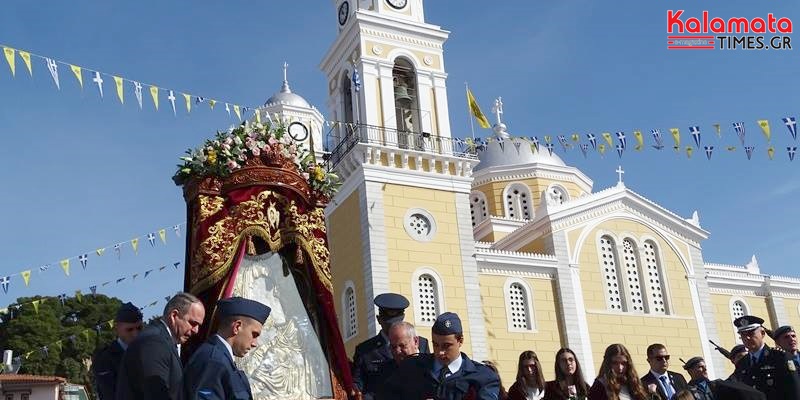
[233,136,243,146]
[252,147,261,157]
[226,160,239,170]
[647,383,657,394]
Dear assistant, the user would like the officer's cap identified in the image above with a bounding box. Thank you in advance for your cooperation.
[432,312,462,335]
[217,297,271,324]
[115,302,143,323]
[772,325,794,340]
[733,315,764,333]
[729,344,747,359]
[374,293,410,311]
[682,356,705,370]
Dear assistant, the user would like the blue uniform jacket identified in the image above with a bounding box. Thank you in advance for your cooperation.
[352,332,430,400]
[183,336,253,400]
[376,352,500,400]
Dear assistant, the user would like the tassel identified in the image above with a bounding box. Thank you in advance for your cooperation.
[295,246,304,265]
[246,236,257,256]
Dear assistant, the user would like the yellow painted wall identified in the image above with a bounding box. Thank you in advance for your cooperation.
[518,235,553,255]
[783,298,800,330]
[479,275,563,385]
[474,179,584,219]
[576,219,704,373]
[327,190,370,357]
[709,293,771,376]
[380,184,475,352]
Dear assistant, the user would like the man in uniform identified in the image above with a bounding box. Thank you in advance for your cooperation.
[352,293,429,400]
[377,312,500,400]
[683,357,714,400]
[729,344,748,366]
[731,315,800,399]
[183,297,271,400]
[772,325,799,372]
[92,302,143,400]
[116,292,206,400]
[640,343,689,400]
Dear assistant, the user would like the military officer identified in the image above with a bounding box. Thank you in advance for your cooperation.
[731,315,800,399]
[683,357,714,400]
[772,325,799,372]
[91,302,143,400]
[377,312,500,400]
[352,293,430,400]
[183,297,271,400]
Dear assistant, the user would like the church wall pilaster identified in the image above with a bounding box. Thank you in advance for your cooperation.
[360,180,392,336]
[686,246,725,379]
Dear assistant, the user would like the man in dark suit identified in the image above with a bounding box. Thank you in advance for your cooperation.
[640,343,688,400]
[183,297,271,400]
[377,312,500,400]
[352,293,430,400]
[731,315,800,400]
[116,292,206,400]
[92,302,144,400]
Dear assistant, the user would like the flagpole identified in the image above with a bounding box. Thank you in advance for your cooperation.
[465,82,475,139]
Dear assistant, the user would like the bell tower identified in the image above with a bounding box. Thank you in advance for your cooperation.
[321,0,489,361]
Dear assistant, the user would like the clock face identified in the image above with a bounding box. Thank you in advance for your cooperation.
[338,1,349,26]
[288,122,309,142]
[386,0,407,9]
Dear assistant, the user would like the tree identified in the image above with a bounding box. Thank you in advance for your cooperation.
[0,294,124,398]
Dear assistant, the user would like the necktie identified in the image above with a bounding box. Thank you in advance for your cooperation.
[436,367,449,399]
[659,375,674,399]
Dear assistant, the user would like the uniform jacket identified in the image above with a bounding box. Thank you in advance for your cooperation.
[352,332,430,400]
[183,336,253,400]
[115,321,183,400]
[640,370,688,400]
[92,339,125,400]
[731,345,800,400]
[686,378,714,400]
[376,352,500,400]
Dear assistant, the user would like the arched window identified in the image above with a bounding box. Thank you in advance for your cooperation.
[503,183,532,220]
[504,279,534,332]
[470,191,489,227]
[621,238,645,312]
[731,299,748,321]
[341,281,358,340]
[642,240,668,314]
[393,58,421,139]
[412,269,443,326]
[598,235,624,311]
[546,184,569,205]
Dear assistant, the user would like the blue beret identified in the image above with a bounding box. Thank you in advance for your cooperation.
[374,293,410,311]
[432,312,462,335]
[683,356,705,370]
[115,302,143,323]
[217,297,271,324]
[733,315,764,333]
[772,325,794,340]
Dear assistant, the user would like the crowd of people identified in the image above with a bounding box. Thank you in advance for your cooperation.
[88,291,799,400]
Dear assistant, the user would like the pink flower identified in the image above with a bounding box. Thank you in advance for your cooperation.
[268,137,278,146]
[226,160,239,170]
[647,384,657,394]
[302,172,310,180]
[251,147,261,157]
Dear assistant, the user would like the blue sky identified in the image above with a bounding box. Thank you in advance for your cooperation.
[0,1,798,318]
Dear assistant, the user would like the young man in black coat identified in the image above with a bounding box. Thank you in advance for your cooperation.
[91,302,143,400]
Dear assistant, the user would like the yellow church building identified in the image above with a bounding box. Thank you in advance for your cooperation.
[255,0,800,384]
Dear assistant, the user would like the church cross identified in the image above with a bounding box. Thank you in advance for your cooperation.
[283,62,288,82]
[616,165,625,184]
[492,97,503,125]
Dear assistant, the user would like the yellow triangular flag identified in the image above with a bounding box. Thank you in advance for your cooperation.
[686,146,693,158]
[158,229,167,244]
[544,135,552,143]
[234,105,241,121]
[3,47,16,76]
[466,87,491,129]
[21,270,31,286]
[757,119,771,142]
[131,238,139,253]
[96,248,105,256]
[727,146,737,151]
[768,146,775,160]
[107,320,115,329]
[571,133,580,142]
[183,93,191,113]
[713,123,721,137]
[60,259,70,276]
[601,132,613,146]
[209,99,216,110]
[150,86,159,110]
[32,300,40,314]
[598,143,606,155]
[669,128,680,147]
[114,76,124,104]
[19,51,31,76]
[70,65,83,89]
[75,290,83,303]
[634,130,644,151]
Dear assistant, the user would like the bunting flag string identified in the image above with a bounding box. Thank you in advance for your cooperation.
[0,259,181,316]
[0,222,185,293]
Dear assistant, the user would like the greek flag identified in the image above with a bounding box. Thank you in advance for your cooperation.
[745,146,754,160]
[789,146,797,161]
[586,133,597,150]
[0,276,9,294]
[352,68,361,92]
[733,122,746,145]
[615,131,626,150]
[704,146,714,160]
[580,143,589,157]
[616,144,624,158]
[147,233,156,247]
[651,129,664,149]
[79,254,88,270]
[689,126,701,147]
[783,117,797,141]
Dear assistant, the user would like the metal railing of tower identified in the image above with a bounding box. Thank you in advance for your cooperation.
[323,122,477,171]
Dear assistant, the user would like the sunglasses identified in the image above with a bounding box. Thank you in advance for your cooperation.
[652,355,670,361]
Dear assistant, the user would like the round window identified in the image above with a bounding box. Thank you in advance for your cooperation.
[403,208,437,242]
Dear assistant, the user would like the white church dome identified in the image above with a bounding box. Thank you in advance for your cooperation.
[264,80,312,108]
[474,138,566,171]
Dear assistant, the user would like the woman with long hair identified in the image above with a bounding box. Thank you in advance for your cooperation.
[508,350,546,400]
[588,344,650,400]
[543,348,589,400]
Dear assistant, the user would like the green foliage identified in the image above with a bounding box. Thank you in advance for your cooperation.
[0,294,124,396]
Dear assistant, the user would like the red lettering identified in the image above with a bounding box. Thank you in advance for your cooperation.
[728,18,749,33]
[769,14,777,33]
[703,11,709,33]
[778,18,793,33]
[709,18,725,33]
[751,18,766,34]
[668,10,684,33]
[686,17,701,33]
